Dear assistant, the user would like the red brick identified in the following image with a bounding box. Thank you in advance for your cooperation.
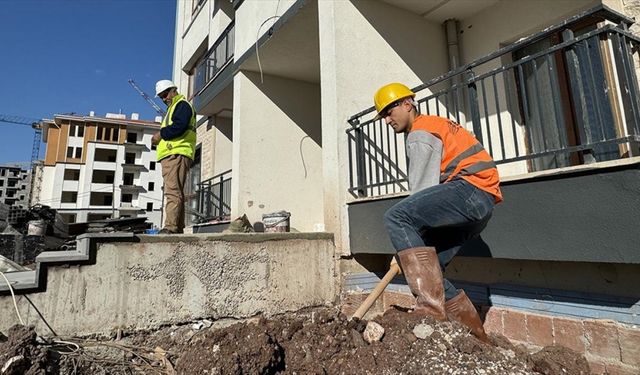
[553,316,586,353]
[383,291,415,311]
[483,307,504,336]
[584,320,621,360]
[586,359,607,375]
[604,362,640,375]
[526,313,554,347]
[341,293,368,317]
[618,325,640,367]
[503,309,527,342]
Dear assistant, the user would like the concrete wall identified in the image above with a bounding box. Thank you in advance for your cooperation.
[0,233,336,337]
[231,71,323,231]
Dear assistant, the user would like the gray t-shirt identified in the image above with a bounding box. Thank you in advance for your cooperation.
[406,130,443,194]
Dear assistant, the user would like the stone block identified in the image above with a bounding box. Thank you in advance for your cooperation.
[503,309,527,342]
[526,312,554,347]
[618,325,640,367]
[604,362,640,375]
[584,320,621,361]
[553,316,586,354]
[483,307,504,336]
[383,291,414,310]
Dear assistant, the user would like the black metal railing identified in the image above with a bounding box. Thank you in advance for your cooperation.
[192,169,232,222]
[347,20,640,199]
[194,21,235,94]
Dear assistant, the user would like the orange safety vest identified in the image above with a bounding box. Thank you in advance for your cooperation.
[410,115,503,203]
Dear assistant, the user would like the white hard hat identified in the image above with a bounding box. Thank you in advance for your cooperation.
[155,80,177,97]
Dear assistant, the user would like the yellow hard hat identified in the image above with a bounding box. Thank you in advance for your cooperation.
[373,83,415,119]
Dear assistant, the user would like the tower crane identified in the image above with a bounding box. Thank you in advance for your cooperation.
[0,114,43,168]
[127,79,166,116]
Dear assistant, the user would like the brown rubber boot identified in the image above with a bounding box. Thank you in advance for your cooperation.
[398,247,447,321]
[445,290,490,343]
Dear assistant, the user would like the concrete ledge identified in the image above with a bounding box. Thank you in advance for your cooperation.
[1,233,135,293]
[0,234,336,336]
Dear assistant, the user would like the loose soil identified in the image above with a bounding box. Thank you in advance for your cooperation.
[1,306,592,374]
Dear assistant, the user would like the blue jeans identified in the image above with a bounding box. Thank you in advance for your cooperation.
[384,179,495,299]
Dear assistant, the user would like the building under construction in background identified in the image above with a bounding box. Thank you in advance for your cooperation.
[0,165,31,208]
[39,112,164,227]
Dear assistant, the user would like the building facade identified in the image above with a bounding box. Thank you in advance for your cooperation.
[39,113,164,227]
[173,1,640,371]
[0,165,31,207]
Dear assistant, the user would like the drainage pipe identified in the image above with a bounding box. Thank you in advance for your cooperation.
[444,19,466,125]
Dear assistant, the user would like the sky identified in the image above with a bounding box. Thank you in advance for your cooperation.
[0,0,177,166]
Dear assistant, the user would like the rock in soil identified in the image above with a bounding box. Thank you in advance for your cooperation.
[0,307,595,374]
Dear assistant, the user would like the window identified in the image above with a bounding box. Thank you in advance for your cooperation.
[0,191,3,197]
[150,161,156,171]
[151,144,157,151]
[123,173,134,185]
[69,124,76,137]
[91,170,115,183]
[146,202,153,212]
[60,213,76,224]
[122,193,133,203]
[61,191,78,203]
[0,180,3,187]
[94,148,117,162]
[67,147,82,159]
[125,153,136,164]
[127,132,137,143]
[148,182,154,191]
[19,195,24,200]
[78,125,84,137]
[64,169,81,181]
[97,125,119,142]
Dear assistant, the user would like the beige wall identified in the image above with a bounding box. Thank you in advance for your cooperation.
[234,0,297,59]
[231,71,323,231]
[318,0,449,253]
[212,116,233,177]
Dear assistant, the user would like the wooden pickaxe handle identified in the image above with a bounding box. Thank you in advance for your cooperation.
[351,260,401,320]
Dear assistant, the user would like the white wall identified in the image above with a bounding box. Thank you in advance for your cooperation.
[231,71,323,232]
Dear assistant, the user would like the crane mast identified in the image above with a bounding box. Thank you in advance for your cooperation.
[128,79,166,116]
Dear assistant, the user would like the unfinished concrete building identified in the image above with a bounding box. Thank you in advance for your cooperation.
[0,165,31,208]
[1,1,640,374]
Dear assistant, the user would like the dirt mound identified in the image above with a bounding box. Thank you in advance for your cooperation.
[1,307,594,374]
[0,325,52,374]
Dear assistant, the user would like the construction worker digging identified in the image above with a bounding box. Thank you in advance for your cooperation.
[374,83,502,343]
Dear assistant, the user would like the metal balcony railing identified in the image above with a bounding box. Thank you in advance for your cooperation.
[347,16,640,199]
[194,21,235,94]
[190,169,232,223]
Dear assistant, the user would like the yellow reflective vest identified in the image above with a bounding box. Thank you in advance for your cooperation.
[156,94,197,161]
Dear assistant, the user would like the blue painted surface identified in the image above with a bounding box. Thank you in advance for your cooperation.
[344,272,640,325]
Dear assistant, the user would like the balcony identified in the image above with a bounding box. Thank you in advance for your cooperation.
[193,21,235,113]
[121,163,148,172]
[119,203,143,213]
[347,14,640,199]
[345,6,640,262]
[123,142,149,152]
[119,184,146,193]
[187,169,231,223]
